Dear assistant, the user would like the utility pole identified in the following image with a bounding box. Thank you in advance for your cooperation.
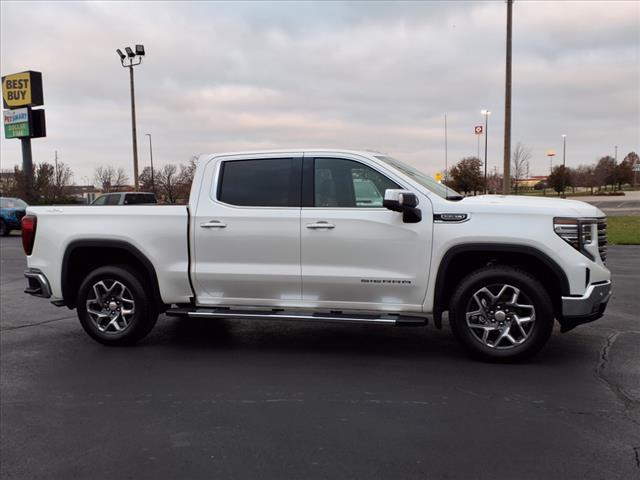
[502,0,513,195]
[145,133,155,194]
[561,135,567,198]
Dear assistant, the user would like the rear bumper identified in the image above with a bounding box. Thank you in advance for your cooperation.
[559,281,611,332]
[24,269,52,298]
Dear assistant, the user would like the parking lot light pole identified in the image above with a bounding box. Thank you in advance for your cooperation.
[145,133,155,194]
[561,134,567,198]
[116,45,146,191]
[481,110,491,193]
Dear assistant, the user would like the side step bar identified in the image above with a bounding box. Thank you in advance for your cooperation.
[166,307,427,326]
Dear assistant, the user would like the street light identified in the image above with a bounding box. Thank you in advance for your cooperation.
[481,110,491,193]
[145,133,155,194]
[561,134,567,198]
[116,44,146,191]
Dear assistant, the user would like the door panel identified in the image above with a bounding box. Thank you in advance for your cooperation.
[193,155,302,306]
[301,156,432,311]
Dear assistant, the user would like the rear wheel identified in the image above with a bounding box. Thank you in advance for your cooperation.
[77,265,158,345]
[449,266,554,361]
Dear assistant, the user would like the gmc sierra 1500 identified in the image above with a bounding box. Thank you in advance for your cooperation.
[22,150,611,360]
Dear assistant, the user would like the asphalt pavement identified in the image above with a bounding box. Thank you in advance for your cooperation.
[1,233,639,479]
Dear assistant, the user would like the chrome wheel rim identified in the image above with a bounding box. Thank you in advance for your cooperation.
[86,280,135,334]
[465,283,536,349]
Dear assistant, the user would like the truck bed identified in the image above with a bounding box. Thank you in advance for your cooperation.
[26,204,193,304]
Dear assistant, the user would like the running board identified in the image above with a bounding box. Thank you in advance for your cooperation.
[166,307,427,326]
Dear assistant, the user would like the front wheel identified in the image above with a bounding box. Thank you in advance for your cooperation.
[77,265,158,345]
[449,266,554,361]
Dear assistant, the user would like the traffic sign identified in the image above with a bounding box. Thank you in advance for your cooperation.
[435,171,442,183]
[474,125,483,135]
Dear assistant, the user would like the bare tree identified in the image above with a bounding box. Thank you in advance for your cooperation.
[574,165,596,194]
[486,166,503,194]
[94,166,129,193]
[511,142,532,194]
[138,166,155,193]
[51,161,73,201]
[155,164,182,203]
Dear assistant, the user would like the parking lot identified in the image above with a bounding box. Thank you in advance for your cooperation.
[1,234,639,479]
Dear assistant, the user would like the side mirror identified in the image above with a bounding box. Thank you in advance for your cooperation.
[383,189,422,223]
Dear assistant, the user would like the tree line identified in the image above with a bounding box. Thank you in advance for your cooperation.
[1,158,198,204]
[444,145,638,196]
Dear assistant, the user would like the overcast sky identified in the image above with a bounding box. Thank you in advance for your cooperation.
[1,0,639,183]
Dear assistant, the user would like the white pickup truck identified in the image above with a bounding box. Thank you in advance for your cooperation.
[22,150,611,360]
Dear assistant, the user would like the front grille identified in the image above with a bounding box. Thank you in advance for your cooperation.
[597,218,607,263]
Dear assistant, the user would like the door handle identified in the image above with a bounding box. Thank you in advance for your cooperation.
[306,221,335,229]
[200,220,227,228]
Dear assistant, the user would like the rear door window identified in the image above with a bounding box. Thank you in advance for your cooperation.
[217,158,301,207]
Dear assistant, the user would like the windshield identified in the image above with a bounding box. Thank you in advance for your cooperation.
[374,155,461,199]
[0,198,28,209]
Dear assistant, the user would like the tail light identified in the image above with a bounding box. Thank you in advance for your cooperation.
[21,215,37,255]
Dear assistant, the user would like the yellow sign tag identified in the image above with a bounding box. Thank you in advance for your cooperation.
[2,71,43,108]
[435,172,442,182]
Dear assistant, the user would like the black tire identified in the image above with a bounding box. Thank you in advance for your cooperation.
[77,265,158,345]
[0,220,9,236]
[449,266,554,362]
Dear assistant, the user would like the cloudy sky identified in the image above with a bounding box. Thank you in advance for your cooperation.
[1,1,639,184]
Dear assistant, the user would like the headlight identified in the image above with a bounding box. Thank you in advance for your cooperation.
[554,217,598,260]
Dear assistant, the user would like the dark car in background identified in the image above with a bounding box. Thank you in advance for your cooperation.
[0,197,28,236]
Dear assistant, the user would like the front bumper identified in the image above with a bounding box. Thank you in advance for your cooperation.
[559,281,611,332]
[24,269,52,298]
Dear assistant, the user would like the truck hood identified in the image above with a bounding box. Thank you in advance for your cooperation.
[440,195,604,217]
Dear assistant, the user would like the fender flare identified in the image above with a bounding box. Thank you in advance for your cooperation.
[61,239,162,308]
[432,243,570,327]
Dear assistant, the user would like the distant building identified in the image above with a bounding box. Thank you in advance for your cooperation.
[515,175,547,189]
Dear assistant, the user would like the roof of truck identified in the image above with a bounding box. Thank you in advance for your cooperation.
[200,149,386,159]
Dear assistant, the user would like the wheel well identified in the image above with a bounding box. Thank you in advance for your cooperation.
[434,246,569,322]
[61,242,164,310]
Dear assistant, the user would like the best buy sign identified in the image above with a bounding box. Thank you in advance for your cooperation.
[4,108,30,139]
[2,71,44,109]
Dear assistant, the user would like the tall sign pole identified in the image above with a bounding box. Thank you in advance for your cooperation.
[116,45,146,192]
[481,110,490,193]
[502,0,513,195]
[129,65,139,191]
[2,71,46,203]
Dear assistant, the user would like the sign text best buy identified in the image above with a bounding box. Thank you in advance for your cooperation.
[2,71,43,109]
